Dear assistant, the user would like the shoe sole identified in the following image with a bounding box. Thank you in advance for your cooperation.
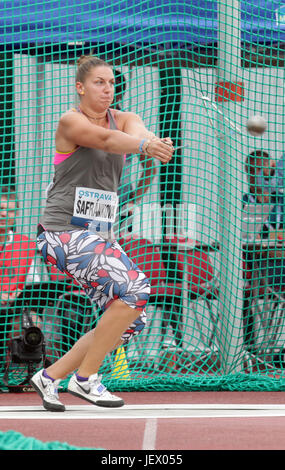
[68,389,124,408]
[30,378,66,412]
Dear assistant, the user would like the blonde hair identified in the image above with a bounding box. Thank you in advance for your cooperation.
[76,55,112,83]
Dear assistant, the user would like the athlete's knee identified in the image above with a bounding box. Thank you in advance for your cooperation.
[117,273,151,346]
[120,309,147,345]
[119,270,151,312]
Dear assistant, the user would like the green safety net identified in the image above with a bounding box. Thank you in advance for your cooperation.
[0,0,284,393]
[0,430,103,450]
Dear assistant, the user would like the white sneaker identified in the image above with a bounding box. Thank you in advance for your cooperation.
[68,373,124,408]
[30,369,65,412]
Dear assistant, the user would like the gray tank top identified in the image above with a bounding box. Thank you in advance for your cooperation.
[41,109,124,236]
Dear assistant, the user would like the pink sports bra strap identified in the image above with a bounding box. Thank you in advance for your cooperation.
[54,148,78,165]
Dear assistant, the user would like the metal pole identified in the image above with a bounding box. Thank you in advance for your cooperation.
[0,52,15,187]
[215,0,245,373]
[159,65,182,270]
[22,54,44,237]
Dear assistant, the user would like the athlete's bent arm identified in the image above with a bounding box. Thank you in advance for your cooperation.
[57,112,173,164]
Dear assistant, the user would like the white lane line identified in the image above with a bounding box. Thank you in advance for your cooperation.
[116,404,285,410]
[142,418,157,450]
[1,404,285,420]
[2,404,285,411]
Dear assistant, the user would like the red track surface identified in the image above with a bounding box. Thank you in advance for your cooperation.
[1,391,285,451]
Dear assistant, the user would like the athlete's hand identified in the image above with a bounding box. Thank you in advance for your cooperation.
[144,137,174,164]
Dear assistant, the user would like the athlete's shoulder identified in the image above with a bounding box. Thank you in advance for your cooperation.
[60,108,80,119]
[109,108,139,123]
[58,108,85,127]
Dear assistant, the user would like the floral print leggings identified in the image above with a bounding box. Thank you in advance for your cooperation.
[37,229,151,345]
